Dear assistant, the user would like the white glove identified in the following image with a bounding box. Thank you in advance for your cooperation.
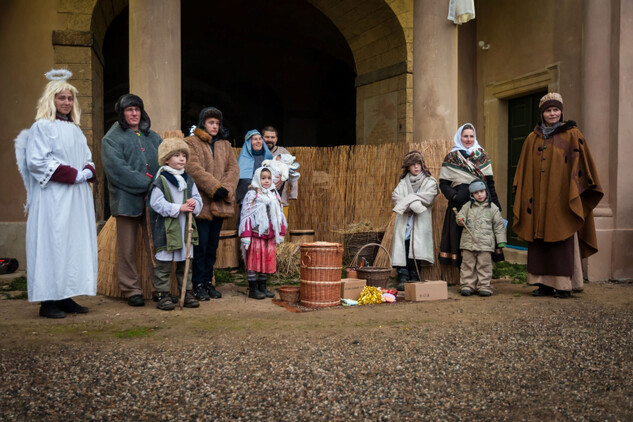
[409,200,425,214]
[81,168,93,180]
[74,168,93,184]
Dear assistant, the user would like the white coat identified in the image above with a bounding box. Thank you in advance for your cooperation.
[391,174,438,267]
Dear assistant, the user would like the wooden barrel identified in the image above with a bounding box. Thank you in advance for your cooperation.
[216,230,239,269]
[289,229,315,245]
[299,241,343,307]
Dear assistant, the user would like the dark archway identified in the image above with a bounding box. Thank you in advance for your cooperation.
[102,7,129,134]
[181,0,356,147]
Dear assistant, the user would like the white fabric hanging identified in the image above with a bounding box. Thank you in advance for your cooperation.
[448,0,476,24]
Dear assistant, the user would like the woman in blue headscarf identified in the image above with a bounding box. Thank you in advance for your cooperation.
[438,123,501,268]
[236,129,273,204]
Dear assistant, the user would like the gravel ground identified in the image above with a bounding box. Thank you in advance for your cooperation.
[0,281,632,421]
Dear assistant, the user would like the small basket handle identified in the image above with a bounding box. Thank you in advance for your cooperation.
[301,251,312,267]
[350,242,392,269]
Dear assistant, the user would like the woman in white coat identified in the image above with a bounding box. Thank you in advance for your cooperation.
[15,69,98,318]
[391,151,439,291]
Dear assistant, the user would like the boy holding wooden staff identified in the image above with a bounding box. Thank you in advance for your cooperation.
[148,138,203,310]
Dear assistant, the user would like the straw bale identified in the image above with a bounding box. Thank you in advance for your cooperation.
[275,242,301,279]
[97,217,181,299]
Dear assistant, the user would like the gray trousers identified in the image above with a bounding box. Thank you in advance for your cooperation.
[153,260,192,292]
[460,250,493,293]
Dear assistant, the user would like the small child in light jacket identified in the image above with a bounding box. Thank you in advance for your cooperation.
[456,180,506,297]
[391,151,439,291]
[148,138,203,310]
[239,167,287,300]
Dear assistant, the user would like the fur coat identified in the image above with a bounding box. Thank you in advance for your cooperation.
[184,128,239,220]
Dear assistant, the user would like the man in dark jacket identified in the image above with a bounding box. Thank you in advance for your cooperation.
[102,94,162,307]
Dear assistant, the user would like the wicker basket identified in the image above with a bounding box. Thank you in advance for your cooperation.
[300,242,343,307]
[344,231,384,264]
[277,285,300,303]
[351,243,393,289]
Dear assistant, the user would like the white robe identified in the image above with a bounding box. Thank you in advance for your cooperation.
[391,175,438,267]
[20,119,98,301]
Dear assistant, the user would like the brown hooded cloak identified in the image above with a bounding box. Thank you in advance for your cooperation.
[512,121,603,258]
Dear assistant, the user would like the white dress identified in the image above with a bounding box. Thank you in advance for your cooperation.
[19,119,98,301]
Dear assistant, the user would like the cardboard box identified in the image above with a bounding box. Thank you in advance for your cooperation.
[340,278,366,300]
[404,280,448,302]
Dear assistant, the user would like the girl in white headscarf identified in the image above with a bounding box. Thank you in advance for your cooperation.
[438,123,502,268]
[239,167,287,299]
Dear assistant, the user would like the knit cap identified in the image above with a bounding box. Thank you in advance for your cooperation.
[539,92,563,113]
[469,180,487,193]
[158,137,190,165]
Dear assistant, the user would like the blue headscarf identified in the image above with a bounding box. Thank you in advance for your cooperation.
[238,129,273,179]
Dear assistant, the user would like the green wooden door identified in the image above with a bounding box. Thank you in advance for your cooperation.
[507,91,546,247]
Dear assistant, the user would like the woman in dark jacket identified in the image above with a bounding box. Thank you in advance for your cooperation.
[438,123,501,267]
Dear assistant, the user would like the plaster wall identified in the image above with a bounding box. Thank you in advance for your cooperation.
[0,0,64,223]
[0,1,64,267]
[475,0,583,144]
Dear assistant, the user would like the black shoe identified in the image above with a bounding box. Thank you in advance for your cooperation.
[409,270,420,282]
[460,289,473,297]
[156,292,175,311]
[248,280,266,300]
[532,285,555,297]
[396,272,408,292]
[127,294,145,307]
[194,284,211,301]
[152,291,179,303]
[258,279,274,298]
[39,301,67,319]
[478,290,492,297]
[206,283,222,299]
[183,290,200,308]
[554,290,571,299]
[58,298,89,314]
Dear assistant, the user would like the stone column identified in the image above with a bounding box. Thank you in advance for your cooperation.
[412,0,458,142]
[129,0,181,135]
[582,0,613,281]
[611,0,633,280]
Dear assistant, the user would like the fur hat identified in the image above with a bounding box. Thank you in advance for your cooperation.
[400,150,431,179]
[469,179,487,193]
[115,94,152,134]
[158,137,190,165]
[539,92,563,114]
[197,106,227,139]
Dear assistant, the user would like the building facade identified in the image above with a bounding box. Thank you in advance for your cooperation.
[1,0,631,281]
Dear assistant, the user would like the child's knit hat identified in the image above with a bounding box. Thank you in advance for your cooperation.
[469,179,487,193]
[158,137,190,165]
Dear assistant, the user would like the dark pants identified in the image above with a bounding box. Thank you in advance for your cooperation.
[397,239,425,281]
[192,217,224,286]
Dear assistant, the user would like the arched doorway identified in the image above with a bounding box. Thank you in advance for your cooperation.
[181,0,356,147]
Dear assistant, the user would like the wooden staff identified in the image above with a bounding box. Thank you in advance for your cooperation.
[452,206,480,249]
[179,212,194,310]
[145,203,156,268]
